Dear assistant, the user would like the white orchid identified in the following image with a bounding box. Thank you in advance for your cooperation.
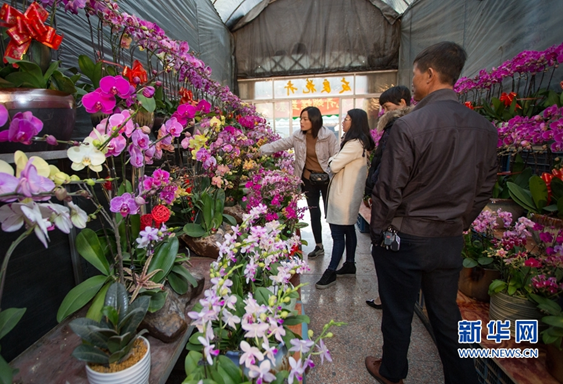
[39,203,72,234]
[68,202,88,228]
[67,144,106,172]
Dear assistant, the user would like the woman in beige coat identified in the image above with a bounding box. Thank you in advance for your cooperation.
[316,109,375,289]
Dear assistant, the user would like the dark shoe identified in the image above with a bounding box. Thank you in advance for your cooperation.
[307,245,324,259]
[315,269,336,289]
[336,262,356,277]
[365,356,404,384]
[366,298,383,309]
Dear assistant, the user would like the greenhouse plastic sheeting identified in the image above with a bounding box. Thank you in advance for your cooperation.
[233,0,401,78]
[398,0,563,89]
[54,0,234,88]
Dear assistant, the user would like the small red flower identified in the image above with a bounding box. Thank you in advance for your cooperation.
[152,205,171,227]
[464,101,474,110]
[103,177,112,191]
[123,60,148,86]
[499,92,521,109]
[140,214,154,229]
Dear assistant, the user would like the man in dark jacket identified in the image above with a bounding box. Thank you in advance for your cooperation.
[365,42,497,384]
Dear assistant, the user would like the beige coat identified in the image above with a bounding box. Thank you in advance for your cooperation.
[326,139,368,225]
[259,126,340,178]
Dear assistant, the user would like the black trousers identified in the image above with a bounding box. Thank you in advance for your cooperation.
[372,233,478,384]
[301,176,328,245]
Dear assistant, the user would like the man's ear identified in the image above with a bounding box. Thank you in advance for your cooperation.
[399,99,407,107]
[426,68,435,84]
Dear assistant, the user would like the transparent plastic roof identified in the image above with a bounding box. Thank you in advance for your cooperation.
[212,0,415,30]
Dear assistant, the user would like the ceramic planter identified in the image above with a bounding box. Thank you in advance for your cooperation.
[458,267,500,302]
[85,336,151,384]
[0,88,76,153]
[489,292,545,335]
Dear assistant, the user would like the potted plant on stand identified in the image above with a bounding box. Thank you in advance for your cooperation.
[69,281,151,384]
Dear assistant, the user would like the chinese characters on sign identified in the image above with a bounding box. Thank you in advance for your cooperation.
[283,76,352,97]
[458,320,538,344]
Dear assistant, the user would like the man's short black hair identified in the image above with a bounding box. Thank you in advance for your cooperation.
[379,85,411,107]
[414,41,467,85]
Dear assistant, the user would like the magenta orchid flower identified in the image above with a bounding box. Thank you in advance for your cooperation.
[197,99,211,114]
[128,143,144,168]
[82,89,116,114]
[109,193,139,217]
[132,129,150,150]
[141,86,155,98]
[164,117,183,137]
[16,162,55,201]
[0,111,43,144]
[99,75,132,98]
[106,135,127,157]
[0,104,8,126]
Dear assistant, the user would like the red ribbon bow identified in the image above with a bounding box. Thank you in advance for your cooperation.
[179,87,197,106]
[0,2,63,64]
[122,60,148,86]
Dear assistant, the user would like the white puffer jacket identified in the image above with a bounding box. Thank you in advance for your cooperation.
[259,126,340,178]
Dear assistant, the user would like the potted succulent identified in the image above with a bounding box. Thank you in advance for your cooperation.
[69,282,151,384]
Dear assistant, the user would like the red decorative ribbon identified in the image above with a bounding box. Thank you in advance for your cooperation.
[0,2,63,64]
[122,59,148,86]
[179,87,197,106]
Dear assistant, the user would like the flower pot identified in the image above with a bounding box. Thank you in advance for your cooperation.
[458,267,500,302]
[489,292,546,335]
[484,198,525,228]
[0,88,76,153]
[546,343,563,383]
[85,336,151,384]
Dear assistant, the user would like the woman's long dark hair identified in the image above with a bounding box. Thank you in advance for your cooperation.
[341,109,375,152]
[300,106,323,138]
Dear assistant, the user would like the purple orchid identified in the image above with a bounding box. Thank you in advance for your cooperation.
[100,75,132,98]
[131,129,150,150]
[82,89,116,114]
[0,111,43,144]
[142,86,155,98]
[109,192,139,217]
[16,162,55,201]
[106,135,127,157]
[0,171,19,202]
[0,104,8,126]
[163,117,183,137]
[127,143,144,168]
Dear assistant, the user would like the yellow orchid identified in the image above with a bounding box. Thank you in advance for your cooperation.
[14,151,50,178]
[189,134,208,160]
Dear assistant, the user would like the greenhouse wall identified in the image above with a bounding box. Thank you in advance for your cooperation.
[398,0,563,88]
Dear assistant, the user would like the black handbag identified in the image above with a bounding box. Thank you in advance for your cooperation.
[309,171,329,186]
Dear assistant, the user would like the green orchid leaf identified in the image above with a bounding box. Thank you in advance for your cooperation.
[283,314,310,326]
[202,192,214,231]
[507,182,537,212]
[137,94,156,113]
[86,282,111,322]
[0,355,14,384]
[148,237,179,283]
[0,307,26,340]
[57,275,108,322]
[183,223,206,237]
[223,214,236,226]
[171,264,198,288]
[42,61,60,83]
[488,279,507,295]
[68,318,110,348]
[185,350,204,376]
[147,290,167,313]
[50,71,77,94]
[6,59,45,87]
[78,55,95,82]
[101,306,119,326]
[4,72,43,88]
[254,287,272,306]
[168,271,189,295]
[75,228,110,275]
[216,355,243,382]
[543,316,563,329]
[529,175,548,211]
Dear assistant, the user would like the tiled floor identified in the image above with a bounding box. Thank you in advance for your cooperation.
[299,202,445,384]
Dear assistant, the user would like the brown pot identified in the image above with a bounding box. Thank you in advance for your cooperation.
[458,267,500,302]
[546,343,563,383]
[0,88,76,153]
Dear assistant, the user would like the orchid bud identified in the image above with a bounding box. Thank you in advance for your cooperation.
[133,76,141,84]
[290,269,296,275]
[258,262,265,268]
[268,296,276,307]
[152,69,158,75]
[70,175,81,181]
[142,86,155,98]
[141,125,151,134]
[92,139,102,148]
[326,332,334,338]
[155,80,162,87]
[54,187,68,201]
[46,135,58,146]
[53,172,70,186]
[259,313,267,322]
[308,330,314,339]
[89,213,97,220]
[283,297,290,303]
[220,288,229,296]
[135,196,146,205]
[86,179,96,186]
[281,311,288,319]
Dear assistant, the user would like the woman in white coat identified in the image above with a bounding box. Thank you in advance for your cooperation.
[260,107,339,258]
[315,109,375,289]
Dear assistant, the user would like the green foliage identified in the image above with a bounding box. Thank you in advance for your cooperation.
[507,174,562,217]
[530,294,563,350]
[183,188,236,238]
[1,58,77,94]
[69,282,150,365]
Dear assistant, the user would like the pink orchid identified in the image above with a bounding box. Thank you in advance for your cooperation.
[82,89,116,114]
[109,193,138,217]
[0,112,43,144]
[16,162,55,201]
[106,135,127,157]
[0,104,8,126]
[99,75,132,98]
[128,143,144,168]
[132,129,150,150]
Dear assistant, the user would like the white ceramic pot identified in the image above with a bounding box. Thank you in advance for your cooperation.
[85,336,151,384]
